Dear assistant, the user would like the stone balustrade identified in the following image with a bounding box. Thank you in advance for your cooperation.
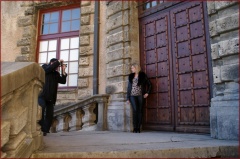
[1,62,45,158]
[52,94,110,132]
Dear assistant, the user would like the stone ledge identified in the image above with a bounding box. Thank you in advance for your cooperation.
[1,62,44,97]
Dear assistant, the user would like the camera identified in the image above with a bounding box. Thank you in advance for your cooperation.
[60,62,67,67]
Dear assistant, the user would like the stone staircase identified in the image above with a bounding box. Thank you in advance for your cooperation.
[31,131,239,158]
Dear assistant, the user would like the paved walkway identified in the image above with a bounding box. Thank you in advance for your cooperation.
[31,131,239,158]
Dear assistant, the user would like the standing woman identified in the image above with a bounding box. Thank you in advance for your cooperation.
[127,63,152,133]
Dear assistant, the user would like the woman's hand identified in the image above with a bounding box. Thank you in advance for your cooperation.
[143,93,149,98]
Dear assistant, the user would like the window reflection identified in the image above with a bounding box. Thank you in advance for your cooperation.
[62,21,71,32]
[50,12,59,22]
[72,8,80,19]
[62,10,71,21]
[71,20,80,31]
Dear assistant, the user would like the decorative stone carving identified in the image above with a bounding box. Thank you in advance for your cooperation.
[82,104,96,128]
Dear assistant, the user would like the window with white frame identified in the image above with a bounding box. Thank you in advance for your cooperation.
[37,5,80,88]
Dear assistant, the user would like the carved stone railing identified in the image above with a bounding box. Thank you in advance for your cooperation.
[1,62,45,158]
[52,94,110,132]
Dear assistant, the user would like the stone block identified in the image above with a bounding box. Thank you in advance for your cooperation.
[21,46,30,54]
[24,7,34,15]
[107,1,122,17]
[80,46,93,55]
[107,31,129,47]
[17,16,33,27]
[218,38,239,57]
[78,78,89,88]
[1,121,10,147]
[207,2,216,15]
[78,88,93,99]
[81,15,90,25]
[123,1,130,10]
[80,36,90,46]
[79,67,93,77]
[23,26,35,37]
[209,20,217,37]
[224,82,239,95]
[210,43,219,60]
[2,131,27,151]
[212,67,221,83]
[80,25,94,35]
[10,107,28,135]
[79,57,89,66]
[81,1,91,6]
[15,55,31,62]
[81,6,94,15]
[215,1,238,10]
[107,15,123,32]
[221,64,239,81]
[216,13,239,34]
[17,37,31,46]
[107,64,126,78]
[107,48,124,62]
[123,10,129,25]
[57,93,76,100]
[107,103,131,131]
[223,54,239,65]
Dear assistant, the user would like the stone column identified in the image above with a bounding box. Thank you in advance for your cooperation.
[208,2,239,140]
[105,1,139,131]
[82,104,97,130]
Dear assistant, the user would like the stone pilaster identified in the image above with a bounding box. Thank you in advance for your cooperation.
[105,1,139,131]
[207,2,239,140]
[78,1,95,100]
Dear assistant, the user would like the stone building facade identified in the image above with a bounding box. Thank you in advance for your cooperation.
[1,1,239,140]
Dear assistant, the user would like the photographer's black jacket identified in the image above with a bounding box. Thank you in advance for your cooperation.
[127,71,152,100]
[39,61,67,104]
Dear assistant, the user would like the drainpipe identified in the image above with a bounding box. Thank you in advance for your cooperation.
[93,1,100,95]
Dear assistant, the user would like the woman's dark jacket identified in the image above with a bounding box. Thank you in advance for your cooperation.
[127,71,152,100]
[39,61,67,104]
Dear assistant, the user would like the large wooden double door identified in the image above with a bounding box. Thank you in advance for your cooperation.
[140,2,212,133]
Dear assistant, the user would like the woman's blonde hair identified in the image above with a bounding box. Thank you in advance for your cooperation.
[131,63,141,72]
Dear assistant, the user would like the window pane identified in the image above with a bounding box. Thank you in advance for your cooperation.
[68,74,78,86]
[145,3,150,9]
[39,41,48,52]
[50,12,59,22]
[49,23,58,34]
[70,37,79,49]
[48,40,57,51]
[48,52,57,62]
[62,21,71,32]
[69,62,78,73]
[70,49,79,61]
[42,24,49,35]
[62,10,71,21]
[39,52,47,63]
[72,8,80,19]
[60,50,69,61]
[71,20,80,31]
[43,13,50,23]
[61,38,70,50]
[152,1,157,7]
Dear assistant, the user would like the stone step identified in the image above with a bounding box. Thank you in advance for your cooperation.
[31,131,239,158]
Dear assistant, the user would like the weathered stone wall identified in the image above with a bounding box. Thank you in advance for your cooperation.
[207,2,239,140]
[1,1,24,62]
[104,1,139,131]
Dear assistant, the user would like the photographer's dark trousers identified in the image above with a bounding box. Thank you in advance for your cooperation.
[38,97,54,133]
[129,96,143,129]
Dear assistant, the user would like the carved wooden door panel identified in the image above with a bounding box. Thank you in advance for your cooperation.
[140,12,175,131]
[140,1,211,133]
